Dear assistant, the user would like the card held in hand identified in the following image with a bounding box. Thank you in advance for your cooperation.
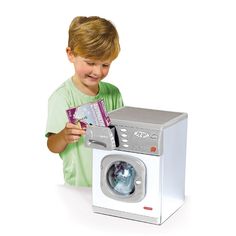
[66,100,111,128]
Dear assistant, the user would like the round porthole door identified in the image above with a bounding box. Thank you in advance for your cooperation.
[100,154,146,202]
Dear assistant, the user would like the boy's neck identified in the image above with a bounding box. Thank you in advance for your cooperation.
[72,75,99,96]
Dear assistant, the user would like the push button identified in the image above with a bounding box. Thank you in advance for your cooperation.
[150,146,157,152]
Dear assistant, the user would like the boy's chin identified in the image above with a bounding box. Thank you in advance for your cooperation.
[85,77,101,84]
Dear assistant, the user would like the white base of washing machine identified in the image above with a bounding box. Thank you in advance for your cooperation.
[93,201,185,225]
[93,205,161,225]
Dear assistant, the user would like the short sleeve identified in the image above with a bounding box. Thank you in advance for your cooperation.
[45,91,69,137]
[115,88,124,109]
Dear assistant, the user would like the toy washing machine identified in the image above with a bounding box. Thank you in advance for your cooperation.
[85,106,188,224]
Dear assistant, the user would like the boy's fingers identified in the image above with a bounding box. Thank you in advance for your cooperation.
[71,135,80,141]
[70,129,86,135]
[66,123,86,131]
[66,122,79,129]
[65,127,86,136]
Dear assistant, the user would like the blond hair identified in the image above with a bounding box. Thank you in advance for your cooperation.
[68,16,120,61]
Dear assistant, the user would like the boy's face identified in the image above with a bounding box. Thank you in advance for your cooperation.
[67,48,111,88]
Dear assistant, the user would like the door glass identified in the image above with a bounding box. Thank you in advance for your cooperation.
[107,161,136,196]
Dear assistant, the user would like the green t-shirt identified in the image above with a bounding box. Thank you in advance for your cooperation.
[46,77,123,186]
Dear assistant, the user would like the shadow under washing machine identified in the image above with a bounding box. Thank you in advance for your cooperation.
[85,106,188,225]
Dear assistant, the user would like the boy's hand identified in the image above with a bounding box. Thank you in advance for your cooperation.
[62,122,86,144]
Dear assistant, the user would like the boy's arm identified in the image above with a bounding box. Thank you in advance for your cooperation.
[47,123,86,153]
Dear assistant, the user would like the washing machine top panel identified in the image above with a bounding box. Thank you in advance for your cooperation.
[109,106,187,128]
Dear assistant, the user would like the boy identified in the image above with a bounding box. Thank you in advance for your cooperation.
[46,16,123,186]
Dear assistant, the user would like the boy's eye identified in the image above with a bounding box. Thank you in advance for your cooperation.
[103,64,110,68]
[85,60,110,68]
[86,62,95,66]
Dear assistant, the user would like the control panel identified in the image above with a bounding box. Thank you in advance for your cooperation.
[115,125,162,156]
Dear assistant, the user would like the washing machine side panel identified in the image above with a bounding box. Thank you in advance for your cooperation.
[161,118,187,222]
[92,149,162,219]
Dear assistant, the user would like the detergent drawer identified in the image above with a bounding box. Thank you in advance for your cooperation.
[85,125,118,151]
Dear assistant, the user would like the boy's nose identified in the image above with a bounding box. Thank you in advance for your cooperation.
[92,65,102,77]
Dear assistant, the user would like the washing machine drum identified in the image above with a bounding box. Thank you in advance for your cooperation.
[100,154,146,202]
[107,161,136,195]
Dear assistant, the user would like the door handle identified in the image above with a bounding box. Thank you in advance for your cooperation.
[88,139,107,148]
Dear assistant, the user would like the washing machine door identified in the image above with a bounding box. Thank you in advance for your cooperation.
[100,154,146,202]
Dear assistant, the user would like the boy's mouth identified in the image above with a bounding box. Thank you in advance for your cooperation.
[87,75,100,81]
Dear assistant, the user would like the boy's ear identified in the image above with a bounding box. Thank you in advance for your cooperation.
[66,47,75,63]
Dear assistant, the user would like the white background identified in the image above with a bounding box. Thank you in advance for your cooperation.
[0,0,236,235]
